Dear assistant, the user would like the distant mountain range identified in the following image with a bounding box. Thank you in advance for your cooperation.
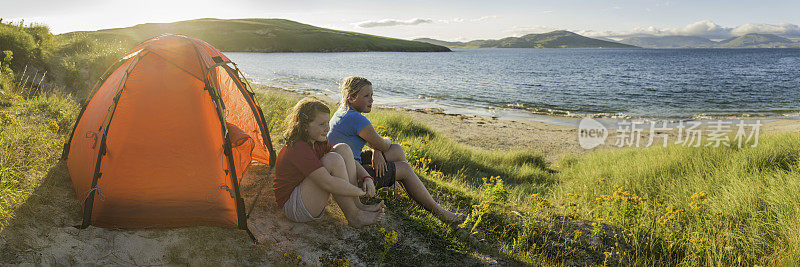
[60,18,450,52]
[415,31,637,48]
[619,33,799,48]
[417,32,800,49]
[62,19,799,52]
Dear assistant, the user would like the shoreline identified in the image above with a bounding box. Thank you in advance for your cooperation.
[255,85,800,163]
[250,82,800,128]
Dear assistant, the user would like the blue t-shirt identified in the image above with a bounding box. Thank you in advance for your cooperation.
[328,107,371,163]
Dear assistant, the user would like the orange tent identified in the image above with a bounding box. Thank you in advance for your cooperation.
[60,34,275,239]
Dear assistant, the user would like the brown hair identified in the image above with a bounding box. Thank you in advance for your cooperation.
[282,97,330,145]
[339,76,372,109]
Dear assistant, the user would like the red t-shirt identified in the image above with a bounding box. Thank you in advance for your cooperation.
[273,141,332,207]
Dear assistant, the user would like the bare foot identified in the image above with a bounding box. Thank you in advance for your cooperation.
[348,210,385,228]
[356,199,386,212]
[435,210,464,224]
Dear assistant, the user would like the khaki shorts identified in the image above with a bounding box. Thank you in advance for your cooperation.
[283,185,324,223]
[360,150,397,189]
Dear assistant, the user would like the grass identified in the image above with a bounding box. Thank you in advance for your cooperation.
[0,91,78,230]
[552,132,800,265]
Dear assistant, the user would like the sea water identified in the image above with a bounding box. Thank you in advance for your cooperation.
[225,48,800,122]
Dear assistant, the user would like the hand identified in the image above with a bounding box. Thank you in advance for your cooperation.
[372,150,387,178]
[362,178,376,199]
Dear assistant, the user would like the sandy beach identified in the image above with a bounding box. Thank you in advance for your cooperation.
[268,85,800,163]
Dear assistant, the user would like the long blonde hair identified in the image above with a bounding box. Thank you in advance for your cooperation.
[339,76,372,110]
[282,97,330,145]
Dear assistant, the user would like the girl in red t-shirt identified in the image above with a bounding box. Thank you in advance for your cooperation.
[273,97,384,227]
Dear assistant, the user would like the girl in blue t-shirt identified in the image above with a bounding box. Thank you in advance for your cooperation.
[328,76,463,223]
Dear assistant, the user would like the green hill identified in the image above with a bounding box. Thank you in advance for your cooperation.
[617,34,799,48]
[415,31,637,48]
[59,18,450,52]
[717,33,799,48]
[412,38,465,48]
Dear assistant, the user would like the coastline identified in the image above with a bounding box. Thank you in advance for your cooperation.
[254,85,800,163]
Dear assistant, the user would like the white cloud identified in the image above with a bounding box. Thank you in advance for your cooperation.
[591,20,800,39]
[542,10,554,14]
[504,26,560,37]
[575,30,618,37]
[356,18,433,28]
[437,18,464,24]
[668,20,729,37]
[731,23,800,37]
[601,6,622,12]
[427,16,498,25]
[471,15,499,22]
[597,20,732,39]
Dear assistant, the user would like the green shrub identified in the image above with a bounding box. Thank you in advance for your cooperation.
[0,25,39,70]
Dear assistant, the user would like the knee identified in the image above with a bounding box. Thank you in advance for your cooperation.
[389,143,404,154]
[386,143,407,160]
[332,143,353,158]
[321,152,345,173]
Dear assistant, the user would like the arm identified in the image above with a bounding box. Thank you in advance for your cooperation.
[305,167,366,197]
[358,125,392,152]
[356,162,370,179]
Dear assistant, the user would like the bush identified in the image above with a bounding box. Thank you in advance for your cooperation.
[47,34,127,96]
[0,22,52,71]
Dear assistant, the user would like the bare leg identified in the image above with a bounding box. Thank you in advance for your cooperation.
[300,152,383,228]
[394,162,463,223]
[332,143,357,182]
[382,143,407,163]
[332,143,386,212]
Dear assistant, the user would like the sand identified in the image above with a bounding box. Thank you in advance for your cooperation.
[394,106,800,163]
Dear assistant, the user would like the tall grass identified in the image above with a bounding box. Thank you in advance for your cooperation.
[552,133,800,265]
[0,91,78,229]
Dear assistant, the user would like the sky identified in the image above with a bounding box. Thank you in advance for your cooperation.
[3,0,799,41]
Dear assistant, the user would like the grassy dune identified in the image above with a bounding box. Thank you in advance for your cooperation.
[3,81,800,265]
